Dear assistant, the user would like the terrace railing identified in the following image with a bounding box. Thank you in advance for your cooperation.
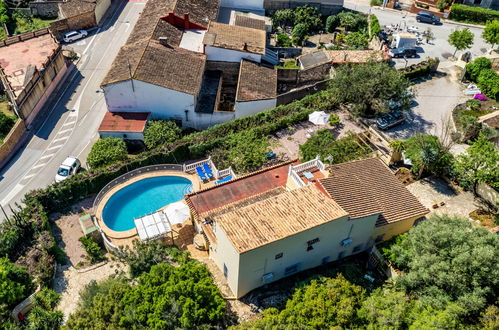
[92,164,184,210]
[288,167,305,188]
[183,157,213,173]
[292,156,325,173]
[217,166,236,179]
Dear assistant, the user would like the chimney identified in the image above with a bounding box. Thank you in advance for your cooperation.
[243,42,248,51]
[184,13,190,29]
[159,37,169,47]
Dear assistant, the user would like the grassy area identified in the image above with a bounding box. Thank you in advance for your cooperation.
[276,61,299,69]
[469,209,498,229]
[1,11,55,40]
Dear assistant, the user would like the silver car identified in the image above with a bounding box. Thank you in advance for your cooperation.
[63,30,88,43]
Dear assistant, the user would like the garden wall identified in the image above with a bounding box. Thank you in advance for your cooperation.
[477,183,499,206]
[0,119,27,169]
[277,80,329,105]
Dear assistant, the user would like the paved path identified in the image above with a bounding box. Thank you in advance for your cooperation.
[0,0,145,215]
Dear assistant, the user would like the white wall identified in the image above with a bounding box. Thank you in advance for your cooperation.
[221,0,264,9]
[98,131,144,141]
[235,98,276,118]
[205,45,262,63]
[215,214,378,298]
[210,222,241,296]
[188,110,236,130]
[94,0,111,24]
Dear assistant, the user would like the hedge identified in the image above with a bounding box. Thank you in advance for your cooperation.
[25,90,337,213]
[449,4,499,24]
[400,58,439,80]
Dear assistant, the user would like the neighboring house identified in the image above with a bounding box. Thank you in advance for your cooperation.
[186,158,428,298]
[98,112,150,141]
[100,0,279,130]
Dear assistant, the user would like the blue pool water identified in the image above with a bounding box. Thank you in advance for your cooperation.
[102,176,192,232]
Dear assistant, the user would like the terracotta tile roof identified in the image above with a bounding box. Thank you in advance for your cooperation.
[126,0,175,45]
[319,158,428,226]
[174,0,220,27]
[59,0,96,18]
[234,16,266,30]
[236,60,277,102]
[101,39,149,86]
[134,41,206,94]
[187,160,296,215]
[204,22,266,55]
[98,112,150,132]
[214,185,348,253]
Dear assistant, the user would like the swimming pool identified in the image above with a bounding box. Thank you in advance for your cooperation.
[102,176,193,232]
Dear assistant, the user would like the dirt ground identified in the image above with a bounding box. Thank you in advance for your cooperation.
[50,196,95,267]
[270,112,364,160]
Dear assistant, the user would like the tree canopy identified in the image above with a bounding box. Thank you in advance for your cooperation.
[328,62,411,117]
[482,20,499,49]
[292,23,308,45]
[345,32,368,49]
[87,137,128,168]
[448,28,474,56]
[143,120,181,150]
[466,57,492,81]
[65,261,227,329]
[293,6,322,32]
[390,215,499,316]
[403,134,453,178]
[453,133,499,191]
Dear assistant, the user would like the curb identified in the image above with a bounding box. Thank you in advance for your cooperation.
[441,19,485,29]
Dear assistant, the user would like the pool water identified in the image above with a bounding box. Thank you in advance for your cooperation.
[102,176,192,232]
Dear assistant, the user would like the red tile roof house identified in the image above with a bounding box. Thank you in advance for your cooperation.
[99,0,279,131]
[98,112,150,141]
[186,157,428,298]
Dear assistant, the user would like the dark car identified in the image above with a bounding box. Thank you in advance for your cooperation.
[389,48,417,58]
[376,111,406,130]
[416,11,440,24]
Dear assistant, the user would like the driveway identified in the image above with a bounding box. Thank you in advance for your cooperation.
[384,64,468,139]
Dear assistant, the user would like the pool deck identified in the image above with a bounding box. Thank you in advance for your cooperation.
[94,170,207,247]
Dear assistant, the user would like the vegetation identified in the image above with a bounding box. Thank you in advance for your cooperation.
[403,134,453,178]
[465,57,499,101]
[390,215,499,317]
[328,113,341,126]
[9,11,54,35]
[482,20,499,49]
[466,57,492,81]
[112,241,189,277]
[293,5,322,33]
[292,23,308,46]
[344,31,368,49]
[143,120,181,150]
[449,4,499,25]
[0,257,35,310]
[0,0,9,25]
[436,0,452,11]
[325,14,340,33]
[26,288,64,330]
[300,130,372,164]
[78,236,105,264]
[329,62,411,117]
[271,9,295,29]
[0,111,16,144]
[370,0,382,6]
[65,261,227,329]
[401,58,439,80]
[337,11,368,32]
[453,133,499,191]
[448,28,474,57]
[368,14,381,40]
[275,33,292,47]
[87,137,128,168]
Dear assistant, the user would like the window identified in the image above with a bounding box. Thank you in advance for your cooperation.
[184,110,189,122]
[275,252,283,260]
[341,238,352,247]
[307,237,319,251]
[322,256,330,265]
[338,251,346,260]
[353,244,363,253]
[307,245,314,251]
[284,263,299,276]
[223,264,228,278]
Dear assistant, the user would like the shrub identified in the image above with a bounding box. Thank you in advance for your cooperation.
[345,32,368,49]
[482,20,499,48]
[87,137,128,168]
[0,257,35,308]
[276,33,292,47]
[369,15,381,40]
[0,111,15,139]
[293,5,323,32]
[477,68,499,101]
[404,134,453,178]
[143,120,181,149]
[292,23,308,45]
[271,9,295,29]
[370,0,382,6]
[449,4,499,24]
[326,14,340,33]
[328,113,341,126]
[466,57,492,81]
[79,236,105,264]
[338,11,368,32]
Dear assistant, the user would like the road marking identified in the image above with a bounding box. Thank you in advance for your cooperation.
[22,173,37,180]
[39,153,55,161]
[57,128,73,135]
[47,144,64,151]
[83,27,102,55]
[0,183,24,206]
[53,136,69,143]
[62,120,77,127]
[31,163,47,170]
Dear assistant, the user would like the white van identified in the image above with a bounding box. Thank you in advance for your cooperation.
[55,157,81,182]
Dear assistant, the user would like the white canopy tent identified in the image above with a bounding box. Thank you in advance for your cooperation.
[308,111,330,125]
[135,211,172,242]
[163,201,190,226]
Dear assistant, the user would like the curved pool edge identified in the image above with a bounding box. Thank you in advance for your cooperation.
[94,170,201,241]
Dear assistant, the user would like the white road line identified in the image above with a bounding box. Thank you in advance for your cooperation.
[83,27,102,55]
[31,163,47,170]
[0,183,24,206]
[39,153,55,161]
[62,120,77,127]
[22,173,37,180]
[57,128,73,135]
[53,136,69,143]
[47,144,64,151]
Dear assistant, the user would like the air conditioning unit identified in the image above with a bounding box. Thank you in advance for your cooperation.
[341,238,352,247]
[262,272,274,283]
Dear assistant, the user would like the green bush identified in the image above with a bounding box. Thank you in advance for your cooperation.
[293,5,323,32]
[0,111,15,140]
[404,134,453,178]
[370,0,382,6]
[477,68,499,101]
[401,58,439,79]
[328,113,341,126]
[276,33,293,47]
[338,11,368,32]
[79,236,105,264]
[326,14,340,33]
[143,120,181,149]
[466,57,492,81]
[449,4,499,24]
[0,257,35,308]
[369,14,381,40]
[345,32,368,49]
[87,137,128,168]
[292,23,308,45]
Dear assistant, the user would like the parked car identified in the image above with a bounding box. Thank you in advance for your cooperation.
[63,30,88,43]
[55,156,81,182]
[376,111,406,130]
[416,11,440,25]
[389,48,417,58]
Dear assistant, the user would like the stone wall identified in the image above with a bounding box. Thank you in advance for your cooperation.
[29,1,61,19]
[50,11,97,39]
[477,183,499,206]
[276,79,329,105]
[264,0,343,14]
[0,120,27,168]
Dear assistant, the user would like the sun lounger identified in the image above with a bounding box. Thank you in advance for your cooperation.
[203,163,214,179]
[215,176,232,185]
[196,166,208,182]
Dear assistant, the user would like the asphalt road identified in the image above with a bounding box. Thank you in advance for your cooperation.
[0,0,145,215]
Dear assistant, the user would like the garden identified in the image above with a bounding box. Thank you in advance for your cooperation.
[0,0,55,40]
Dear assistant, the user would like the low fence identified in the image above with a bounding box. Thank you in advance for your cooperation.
[277,80,330,106]
[0,28,50,47]
[101,231,119,253]
[92,164,184,209]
